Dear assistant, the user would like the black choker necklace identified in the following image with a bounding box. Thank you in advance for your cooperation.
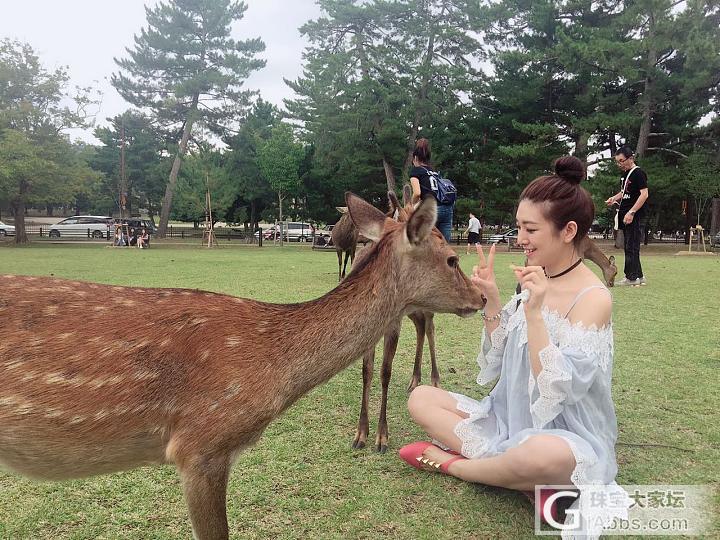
[545,258,582,279]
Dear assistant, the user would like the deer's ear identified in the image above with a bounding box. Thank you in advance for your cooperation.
[388,191,400,214]
[402,184,413,207]
[406,196,436,245]
[346,192,387,242]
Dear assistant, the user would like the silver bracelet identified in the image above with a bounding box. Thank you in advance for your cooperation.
[481,309,501,322]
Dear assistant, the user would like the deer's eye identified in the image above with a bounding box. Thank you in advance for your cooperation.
[447,256,459,268]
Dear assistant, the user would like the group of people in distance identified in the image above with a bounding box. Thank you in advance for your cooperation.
[114,225,149,249]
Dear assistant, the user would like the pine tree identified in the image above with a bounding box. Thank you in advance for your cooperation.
[112,0,265,237]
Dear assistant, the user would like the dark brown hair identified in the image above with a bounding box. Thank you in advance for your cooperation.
[519,156,594,246]
[413,138,431,164]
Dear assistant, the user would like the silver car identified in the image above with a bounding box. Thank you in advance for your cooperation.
[0,221,15,237]
[48,216,112,238]
[488,228,518,244]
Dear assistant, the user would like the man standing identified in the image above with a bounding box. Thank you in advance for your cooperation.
[465,212,481,254]
[605,146,649,286]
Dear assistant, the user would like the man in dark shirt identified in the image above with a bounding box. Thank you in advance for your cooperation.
[605,146,649,286]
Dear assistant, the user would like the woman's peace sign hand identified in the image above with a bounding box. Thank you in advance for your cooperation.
[471,244,501,309]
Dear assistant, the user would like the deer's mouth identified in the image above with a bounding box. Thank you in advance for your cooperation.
[455,307,480,318]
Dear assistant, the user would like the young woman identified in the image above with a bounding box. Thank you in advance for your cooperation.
[409,138,454,242]
[400,156,629,537]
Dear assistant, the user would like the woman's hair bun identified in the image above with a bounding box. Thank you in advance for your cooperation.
[554,156,585,185]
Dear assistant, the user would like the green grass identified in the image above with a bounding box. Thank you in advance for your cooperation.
[0,243,718,539]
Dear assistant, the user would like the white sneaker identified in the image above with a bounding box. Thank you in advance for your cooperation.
[616,278,640,286]
[638,277,647,285]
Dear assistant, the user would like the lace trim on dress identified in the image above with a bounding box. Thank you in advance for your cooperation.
[529,344,572,428]
[507,305,613,372]
[450,392,493,458]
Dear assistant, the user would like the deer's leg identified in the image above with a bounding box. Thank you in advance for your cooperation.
[377,322,400,453]
[352,347,374,450]
[336,250,343,281]
[177,453,232,540]
[425,313,440,387]
[407,312,425,393]
[341,249,351,278]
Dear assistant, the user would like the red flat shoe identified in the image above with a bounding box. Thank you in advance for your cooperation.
[398,441,465,474]
[523,488,560,525]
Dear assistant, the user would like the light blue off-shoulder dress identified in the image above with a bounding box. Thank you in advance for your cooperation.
[445,286,632,539]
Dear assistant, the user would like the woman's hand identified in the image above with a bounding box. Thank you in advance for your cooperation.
[471,244,501,310]
[511,265,547,316]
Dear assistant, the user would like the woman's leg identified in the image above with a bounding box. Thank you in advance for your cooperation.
[421,434,576,491]
[407,385,469,452]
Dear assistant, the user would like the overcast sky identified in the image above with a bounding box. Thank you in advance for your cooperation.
[2,0,322,144]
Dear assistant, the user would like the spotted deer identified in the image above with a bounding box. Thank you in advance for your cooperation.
[0,193,485,540]
[352,188,444,453]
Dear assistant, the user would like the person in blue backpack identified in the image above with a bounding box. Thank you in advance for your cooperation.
[410,138,455,242]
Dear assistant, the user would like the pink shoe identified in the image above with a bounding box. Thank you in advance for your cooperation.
[398,441,465,474]
[523,488,560,525]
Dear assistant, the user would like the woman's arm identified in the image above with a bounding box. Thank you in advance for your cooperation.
[410,176,421,205]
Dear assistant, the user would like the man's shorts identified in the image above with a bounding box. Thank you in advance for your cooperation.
[467,231,480,244]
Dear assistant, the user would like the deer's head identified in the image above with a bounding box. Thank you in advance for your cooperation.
[346,192,485,317]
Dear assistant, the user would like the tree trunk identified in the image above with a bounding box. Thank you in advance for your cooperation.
[12,182,29,244]
[278,192,284,247]
[157,95,199,238]
[636,12,657,159]
[250,200,257,232]
[575,132,590,165]
[402,20,436,180]
[382,158,396,193]
[710,197,720,237]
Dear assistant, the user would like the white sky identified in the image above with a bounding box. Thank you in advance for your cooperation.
[1,0,322,144]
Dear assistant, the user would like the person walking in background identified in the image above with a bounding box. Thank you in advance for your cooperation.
[605,146,649,286]
[465,212,481,254]
[410,138,454,242]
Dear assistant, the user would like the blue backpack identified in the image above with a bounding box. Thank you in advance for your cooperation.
[425,168,457,206]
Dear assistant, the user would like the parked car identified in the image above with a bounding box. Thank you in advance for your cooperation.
[281,222,315,242]
[488,228,518,244]
[711,231,720,248]
[48,216,113,238]
[254,222,315,242]
[0,221,15,237]
[113,218,156,235]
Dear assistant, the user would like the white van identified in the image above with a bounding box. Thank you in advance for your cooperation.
[48,216,113,238]
[281,222,315,242]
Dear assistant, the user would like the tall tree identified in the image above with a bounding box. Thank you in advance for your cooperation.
[0,39,96,243]
[287,0,481,195]
[112,0,266,237]
[223,99,279,230]
[257,123,304,245]
[92,110,170,219]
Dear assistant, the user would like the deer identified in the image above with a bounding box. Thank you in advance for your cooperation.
[351,187,443,453]
[578,236,617,287]
[0,192,485,540]
[331,208,359,281]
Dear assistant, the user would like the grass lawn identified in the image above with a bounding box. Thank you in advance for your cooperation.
[0,242,718,539]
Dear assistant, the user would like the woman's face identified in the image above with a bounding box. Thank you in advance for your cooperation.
[515,199,574,266]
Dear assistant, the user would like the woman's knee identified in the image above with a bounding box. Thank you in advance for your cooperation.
[509,436,575,483]
[407,385,433,418]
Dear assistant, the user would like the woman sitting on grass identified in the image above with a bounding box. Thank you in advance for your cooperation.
[400,156,630,538]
